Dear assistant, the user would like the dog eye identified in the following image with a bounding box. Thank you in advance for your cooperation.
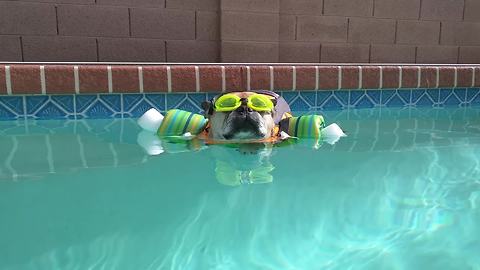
[219,98,237,107]
[251,98,268,107]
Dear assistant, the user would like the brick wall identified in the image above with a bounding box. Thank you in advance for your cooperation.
[1,0,479,63]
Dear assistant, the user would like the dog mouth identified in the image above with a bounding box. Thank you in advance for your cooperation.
[222,113,267,140]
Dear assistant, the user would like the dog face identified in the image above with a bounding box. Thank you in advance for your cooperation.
[202,92,276,140]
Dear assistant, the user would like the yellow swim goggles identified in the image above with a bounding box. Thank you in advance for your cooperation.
[214,93,275,112]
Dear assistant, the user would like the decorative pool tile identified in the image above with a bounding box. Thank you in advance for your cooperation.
[466,88,480,104]
[354,94,376,109]
[83,99,117,118]
[348,90,376,109]
[75,95,97,112]
[316,91,333,107]
[333,91,349,106]
[425,89,440,104]
[382,90,410,107]
[25,95,75,119]
[320,94,345,111]
[144,94,166,111]
[0,96,24,119]
[100,94,122,112]
[281,91,316,111]
[366,90,381,105]
[1,88,479,120]
[470,91,480,105]
[123,94,143,112]
[166,93,207,113]
[397,89,412,105]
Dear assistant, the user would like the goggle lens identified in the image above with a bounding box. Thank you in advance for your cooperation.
[214,94,274,112]
[250,95,272,111]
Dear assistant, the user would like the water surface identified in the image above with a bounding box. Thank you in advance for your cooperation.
[1,107,480,270]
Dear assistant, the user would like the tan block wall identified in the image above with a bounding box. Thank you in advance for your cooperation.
[0,0,220,62]
[1,0,479,63]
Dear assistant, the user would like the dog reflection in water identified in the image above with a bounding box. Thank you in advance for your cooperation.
[137,131,276,186]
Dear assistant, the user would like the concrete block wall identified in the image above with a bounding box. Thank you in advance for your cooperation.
[0,0,220,62]
[1,0,480,63]
[275,0,480,63]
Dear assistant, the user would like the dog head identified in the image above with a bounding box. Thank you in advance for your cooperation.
[201,92,277,140]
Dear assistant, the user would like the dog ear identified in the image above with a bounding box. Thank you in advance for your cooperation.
[201,101,213,116]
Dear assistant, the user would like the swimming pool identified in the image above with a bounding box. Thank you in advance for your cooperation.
[1,106,479,269]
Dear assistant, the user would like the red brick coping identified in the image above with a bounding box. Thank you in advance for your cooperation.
[1,64,479,95]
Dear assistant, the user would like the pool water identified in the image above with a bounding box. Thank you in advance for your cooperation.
[1,107,480,270]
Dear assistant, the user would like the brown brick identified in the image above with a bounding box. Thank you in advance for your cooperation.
[28,0,94,3]
[318,66,338,90]
[382,66,400,89]
[58,5,129,37]
[273,66,294,90]
[370,45,415,63]
[362,66,380,89]
[401,66,419,88]
[280,0,323,15]
[0,36,22,61]
[457,67,474,87]
[112,66,139,93]
[416,46,458,64]
[297,16,347,42]
[23,36,97,62]
[420,67,437,88]
[171,66,196,92]
[199,66,222,92]
[459,46,480,64]
[321,44,369,63]
[421,0,464,21]
[374,0,420,19]
[464,0,480,22]
[221,41,279,62]
[396,20,440,45]
[97,0,162,6]
[167,0,219,10]
[45,65,75,94]
[348,18,395,44]
[438,67,455,88]
[197,11,219,41]
[10,65,41,95]
[341,66,359,89]
[280,15,296,41]
[324,0,373,17]
[476,68,480,87]
[249,66,270,90]
[0,66,7,94]
[296,66,317,90]
[166,41,219,62]
[98,38,165,62]
[131,8,195,39]
[221,12,279,41]
[143,66,168,92]
[441,22,480,45]
[79,66,108,93]
[0,2,56,35]
[221,0,279,12]
[225,66,244,91]
[279,42,320,63]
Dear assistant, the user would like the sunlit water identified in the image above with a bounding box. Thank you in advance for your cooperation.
[1,107,480,270]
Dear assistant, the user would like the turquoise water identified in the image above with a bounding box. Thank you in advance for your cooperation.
[1,107,480,270]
